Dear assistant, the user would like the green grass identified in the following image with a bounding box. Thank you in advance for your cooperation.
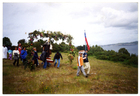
[3,53,138,94]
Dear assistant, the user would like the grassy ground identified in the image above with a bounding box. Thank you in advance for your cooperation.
[3,53,138,94]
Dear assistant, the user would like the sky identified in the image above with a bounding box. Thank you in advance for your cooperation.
[2,1,138,46]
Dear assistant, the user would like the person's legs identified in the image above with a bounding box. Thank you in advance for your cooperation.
[10,54,12,60]
[81,66,87,76]
[9,54,12,60]
[87,62,90,74]
[17,58,19,66]
[13,60,16,65]
[37,59,39,65]
[43,60,47,69]
[23,59,27,69]
[84,62,88,70]
[57,59,60,68]
[54,59,57,66]
[35,59,38,67]
[77,66,80,76]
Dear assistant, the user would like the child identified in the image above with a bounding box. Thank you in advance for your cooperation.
[77,52,88,78]
[8,48,12,60]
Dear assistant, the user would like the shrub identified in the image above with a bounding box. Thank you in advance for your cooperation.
[96,55,109,60]
[128,57,138,66]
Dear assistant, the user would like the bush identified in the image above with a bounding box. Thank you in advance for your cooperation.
[110,56,119,62]
[127,57,138,66]
[88,51,93,56]
[118,54,130,62]
[96,55,109,60]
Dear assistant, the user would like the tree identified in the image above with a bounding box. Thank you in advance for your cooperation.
[33,40,46,52]
[3,37,12,47]
[52,43,59,52]
[118,48,130,56]
[18,39,26,45]
[76,45,85,50]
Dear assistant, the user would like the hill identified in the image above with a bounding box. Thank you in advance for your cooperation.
[100,41,138,47]
[3,53,138,94]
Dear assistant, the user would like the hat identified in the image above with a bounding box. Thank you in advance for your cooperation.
[79,52,82,54]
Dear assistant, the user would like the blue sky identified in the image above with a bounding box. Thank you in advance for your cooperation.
[2,1,138,46]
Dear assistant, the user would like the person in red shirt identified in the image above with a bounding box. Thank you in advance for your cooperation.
[18,43,22,60]
[18,43,22,54]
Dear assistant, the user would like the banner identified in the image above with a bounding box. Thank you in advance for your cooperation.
[84,32,90,51]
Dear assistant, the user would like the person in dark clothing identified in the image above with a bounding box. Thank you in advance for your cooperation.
[53,51,63,68]
[43,41,50,58]
[83,50,90,75]
[32,47,38,67]
[40,47,48,69]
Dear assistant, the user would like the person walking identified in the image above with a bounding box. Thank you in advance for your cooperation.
[13,47,20,66]
[53,51,63,68]
[83,50,90,76]
[77,52,88,78]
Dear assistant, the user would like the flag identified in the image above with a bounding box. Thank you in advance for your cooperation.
[84,32,90,51]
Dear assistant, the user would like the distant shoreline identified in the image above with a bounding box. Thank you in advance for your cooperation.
[100,41,138,47]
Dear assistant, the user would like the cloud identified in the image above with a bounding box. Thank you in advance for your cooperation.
[3,2,138,46]
[89,5,138,30]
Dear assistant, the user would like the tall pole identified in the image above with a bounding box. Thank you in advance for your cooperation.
[84,30,86,51]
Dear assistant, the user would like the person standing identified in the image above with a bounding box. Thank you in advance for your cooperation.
[32,47,38,67]
[40,47,48,69]
[53,51,63,68]
[8,48,13,60]
[83,50,90,76]
[77,52,88,78]
[21,47,27,69]
[13,47,20,66]
[3,45,8,59]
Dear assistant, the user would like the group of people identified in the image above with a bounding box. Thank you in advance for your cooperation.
[3,42,63,69]
[3,43,27,67]
[3,42,90,78]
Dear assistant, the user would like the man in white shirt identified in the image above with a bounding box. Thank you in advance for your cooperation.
[13,47,20,66]
[3,45,8,59]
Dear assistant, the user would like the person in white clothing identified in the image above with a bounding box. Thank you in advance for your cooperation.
[3,45,8,59]
[13,47,20,66]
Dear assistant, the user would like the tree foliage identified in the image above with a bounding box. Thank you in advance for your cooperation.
[27,30,75,66]
[17,39,26,45]
[3,37,12,47]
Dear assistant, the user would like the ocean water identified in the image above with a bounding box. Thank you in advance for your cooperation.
[101,44,138,55]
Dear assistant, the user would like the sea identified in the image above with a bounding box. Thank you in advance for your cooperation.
[101,44,138,55]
